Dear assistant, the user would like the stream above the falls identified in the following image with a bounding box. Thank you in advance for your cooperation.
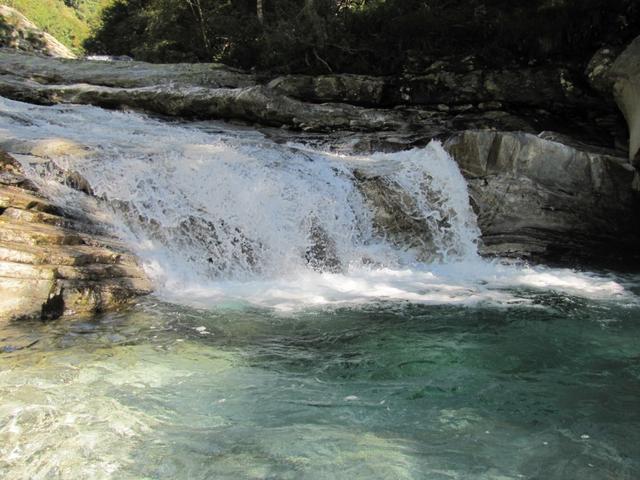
[0,96,639,479]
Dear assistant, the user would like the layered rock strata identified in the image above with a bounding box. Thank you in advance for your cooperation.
[0,49,619,145]
[0,5,75,59]
[0,150,151,323]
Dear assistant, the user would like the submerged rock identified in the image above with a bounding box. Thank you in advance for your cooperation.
[445,131,640,262]
[0,150,151,324]
[305,220,341,273]
[353,171,441,262]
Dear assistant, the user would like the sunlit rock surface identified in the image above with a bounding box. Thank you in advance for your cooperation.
[0,150,151,323]
[609,36,640,164]
[0,6,74,59]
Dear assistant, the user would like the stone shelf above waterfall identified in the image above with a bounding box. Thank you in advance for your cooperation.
[0,48,624,147]
[0,150,151,324]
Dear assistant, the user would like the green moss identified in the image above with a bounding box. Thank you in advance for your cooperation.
[3,0,114,53]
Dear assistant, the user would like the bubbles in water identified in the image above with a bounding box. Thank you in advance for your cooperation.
[0,97,478,274]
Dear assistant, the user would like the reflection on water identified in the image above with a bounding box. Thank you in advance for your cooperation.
[1,292,640,479]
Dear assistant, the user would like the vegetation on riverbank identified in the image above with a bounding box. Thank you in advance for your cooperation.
[3,0,113,52]
[86,0,640,74]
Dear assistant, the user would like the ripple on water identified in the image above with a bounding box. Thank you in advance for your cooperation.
[1,296,639,479]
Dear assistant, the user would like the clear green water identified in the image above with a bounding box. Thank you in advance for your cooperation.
[1,292,640,479]
[2,90,639,480]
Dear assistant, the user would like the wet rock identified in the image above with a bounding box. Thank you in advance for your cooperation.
[586,46,621,97]
[0,149,36,190]
[353,171,441,262]
[0,150,151,324]
[1,137,77,157]
[64,171,93,196]
[444,131,640,262]
[305,220,341,273]
[41,286,64,320]
[0,338,38,353]
[173,216,259,276]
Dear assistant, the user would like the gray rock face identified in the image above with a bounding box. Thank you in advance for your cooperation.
[0,6,75,59]
[0,48,253,88]
[445,131,640,261]
[0,150,151,324]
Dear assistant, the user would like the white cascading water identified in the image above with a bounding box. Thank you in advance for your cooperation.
[0,96,629,309]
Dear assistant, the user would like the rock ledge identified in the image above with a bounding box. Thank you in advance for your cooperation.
[0,150,151,324]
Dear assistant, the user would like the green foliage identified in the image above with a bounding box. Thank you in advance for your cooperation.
[87,0,640,73]
[4,0,115,52]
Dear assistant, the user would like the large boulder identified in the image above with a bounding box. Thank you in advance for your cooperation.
[0,5,75,59]
[445,131,640,262]
[0,150,151,324]
[608,36,640,164]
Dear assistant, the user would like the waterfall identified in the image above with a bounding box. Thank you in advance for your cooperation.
[0,96,626,309]
[0,98,479,271]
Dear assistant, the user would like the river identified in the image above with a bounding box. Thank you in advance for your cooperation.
[1,97,639,479]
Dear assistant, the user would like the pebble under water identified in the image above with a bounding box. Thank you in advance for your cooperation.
[1,290,640,479]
